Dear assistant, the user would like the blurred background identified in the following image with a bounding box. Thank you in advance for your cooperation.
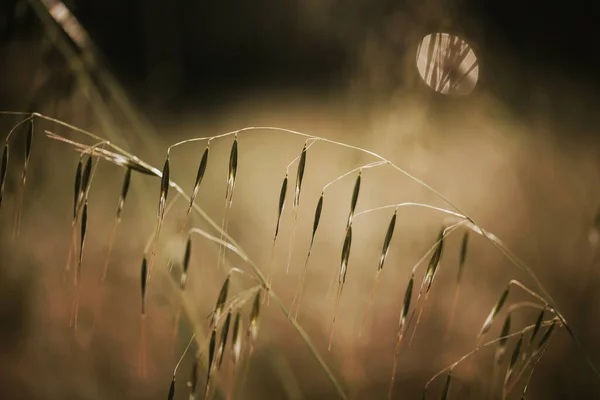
[0,0,599,399]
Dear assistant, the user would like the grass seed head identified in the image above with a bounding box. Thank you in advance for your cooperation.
[275,174,288,239]
[294,143,307,208]
[310,193,324,244]
[400,273,414,331]
[78,201,88,272]
[159,156,170,218]
[377,210,397,272]
[140,256,148,315]
[457,232,469,283]
[226,135,238,200]
[188,145,209,215]
[479,285,510,338]
[505,333,523,386]
[181,235,192,289]
[116,167,132,220]
[217,311,232,369]
[167,375,175,400]
[0,144,8,209]
[248,289,261,342]
[535,319,556,354]
[205,329,217,396]
[72,159,82,220]
[212,275,230,328]
[348,170,361,226]
[81,155,93,198]
[424,227,445,294]
[339,225,353,285]
[496,313,512,364]
[232,312,243,365]
[530,309,545,345]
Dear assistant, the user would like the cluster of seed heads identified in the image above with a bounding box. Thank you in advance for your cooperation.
[1,113,589,400]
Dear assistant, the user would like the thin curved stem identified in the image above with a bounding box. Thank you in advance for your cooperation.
[425,319,559,391]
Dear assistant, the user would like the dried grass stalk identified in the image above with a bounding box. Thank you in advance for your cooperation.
[479,285,510,339]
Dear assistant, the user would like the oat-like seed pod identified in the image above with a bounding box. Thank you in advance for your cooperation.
[217,311,232,369]
[274,173,288,240]
[167,375,175,400]
[478,285,510,338]
[530,309,545,345]
[140,256,148,315]
[389,273,414,398]
[339,226,353,285]
[291,193,324,318]
[421,227,445,296]
[504,333,523,386]
[329,225,352,350]
[181,235,192,289]
[248,290,261,342]
[496,313,512,364]
[80,155,92,202]
[211,275,230,328]
[232,312,243,365]
[187,144,210,218]
[205,330,217,399]
[347,170,361,227]
[457,232,469,283]
[294,143,307,209]
[116,167,132,221]
[73,159,83,220]
[218,135,238,270]
[534,320,556,356]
